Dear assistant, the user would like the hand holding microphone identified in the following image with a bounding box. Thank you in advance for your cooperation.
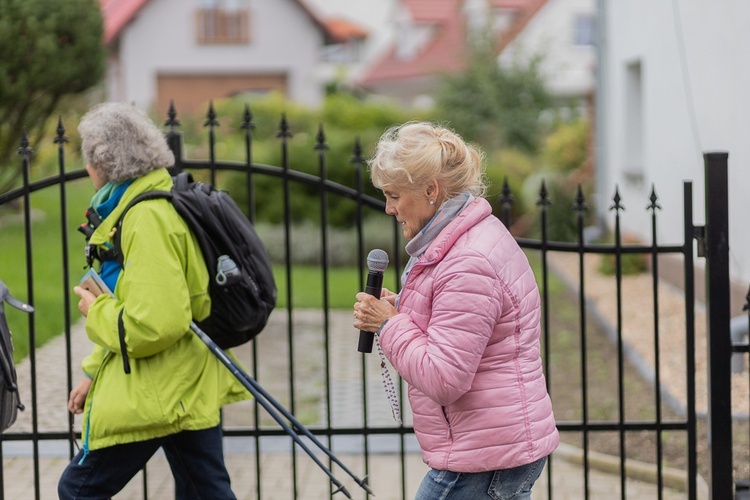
[355,249,390,353]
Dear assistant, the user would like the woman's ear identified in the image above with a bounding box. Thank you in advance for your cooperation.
[426,179,440,203]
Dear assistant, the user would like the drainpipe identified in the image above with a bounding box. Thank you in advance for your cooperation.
[594,0,607,234]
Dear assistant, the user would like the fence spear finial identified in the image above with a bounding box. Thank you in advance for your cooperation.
[240,104,255,131]
[204,100,219,128]
[164,100,181,130]
[536,179,549,207]
[647,183,661,211]
[499,176,515,207]
[350,137,364,165]
[573,184,588,213]
[17,128,33,157]
[609,185,624,212]
[54,116,68,145]
[276,113,292,139]
[314,123,328,151]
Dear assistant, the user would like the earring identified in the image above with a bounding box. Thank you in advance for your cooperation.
[429,199,435,205]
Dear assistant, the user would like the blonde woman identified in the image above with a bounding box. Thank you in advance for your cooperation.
[354,122,558,499]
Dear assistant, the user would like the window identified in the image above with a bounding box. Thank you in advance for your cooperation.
[322,41,363,64]
[196,1,249,44]
[623,60,644,185]
[573,14,595,46]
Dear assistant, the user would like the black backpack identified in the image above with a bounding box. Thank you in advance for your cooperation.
[80,172,277,350]
[0,279,32,432]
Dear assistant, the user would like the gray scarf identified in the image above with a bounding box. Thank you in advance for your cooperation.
[398,192,474,303]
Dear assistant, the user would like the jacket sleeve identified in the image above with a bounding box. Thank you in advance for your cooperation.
[81,344,107,378]
[380,249,502,406]
[84,201,194,358]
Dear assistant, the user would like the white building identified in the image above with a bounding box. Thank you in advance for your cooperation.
[100,0,370,115]
[359,0,596,110]
[500,0,596,105]
[597,0,750,311]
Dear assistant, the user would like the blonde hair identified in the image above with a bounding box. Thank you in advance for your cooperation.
[368,122,487,199]
[79,102,174,183]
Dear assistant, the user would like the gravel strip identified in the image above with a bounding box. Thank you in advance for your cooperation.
[547,252,748,417]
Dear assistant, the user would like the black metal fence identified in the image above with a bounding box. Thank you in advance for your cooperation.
[0,106,745,499]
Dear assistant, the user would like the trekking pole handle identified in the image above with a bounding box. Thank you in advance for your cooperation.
[0,280,34,314]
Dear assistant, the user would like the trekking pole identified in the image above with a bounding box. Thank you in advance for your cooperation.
[190,322,364,498]
[0,280,34,316]
[218,337,374,496]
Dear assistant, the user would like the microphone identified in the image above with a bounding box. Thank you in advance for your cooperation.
[358,249,389,353]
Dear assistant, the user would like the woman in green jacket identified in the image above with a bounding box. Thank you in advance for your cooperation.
[58,102,249,499]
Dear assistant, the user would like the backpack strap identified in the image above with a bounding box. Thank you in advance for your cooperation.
[109,190,173,267]
[108,190,172,375]
[81,190,175,268]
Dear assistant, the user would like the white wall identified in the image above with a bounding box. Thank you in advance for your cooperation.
[114,0,325,110]
[305,0,396,81]
[504,0,596,99]
[601,0,750,286]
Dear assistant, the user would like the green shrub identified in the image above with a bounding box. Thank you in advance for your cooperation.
[519,172,594,243]
[597,235,648,276]
[597,252,648,276]
[176,92,418,229]
[485,147,536,226]
[541,118,590,173]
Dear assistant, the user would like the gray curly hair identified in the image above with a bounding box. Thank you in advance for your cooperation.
[78,102,174,183]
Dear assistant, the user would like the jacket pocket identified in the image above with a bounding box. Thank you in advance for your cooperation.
[441,406,453,440]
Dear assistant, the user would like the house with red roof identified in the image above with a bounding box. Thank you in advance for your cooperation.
[358,0,596,108]
[99,0,369,115]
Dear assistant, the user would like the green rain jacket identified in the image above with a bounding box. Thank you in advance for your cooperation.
[80,168,249,453]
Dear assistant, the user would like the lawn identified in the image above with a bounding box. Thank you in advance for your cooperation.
[0,178,94,361]
[272,264,398,311]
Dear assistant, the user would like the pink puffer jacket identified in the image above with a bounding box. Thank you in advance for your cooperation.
[379,197,558,472]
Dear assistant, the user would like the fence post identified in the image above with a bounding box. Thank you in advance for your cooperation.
[703,151,733,499]
[164,102,184,174]
[166,130,184,174]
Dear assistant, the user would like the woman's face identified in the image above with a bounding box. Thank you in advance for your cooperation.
[383,184,438,239]
[86,164,106,190]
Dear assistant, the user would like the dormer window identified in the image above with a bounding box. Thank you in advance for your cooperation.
[573,14,595,46]
[196,0,249,44]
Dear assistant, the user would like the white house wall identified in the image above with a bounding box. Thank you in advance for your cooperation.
[503,0,596,99]
[113,0,324,112]
[602,0,750,286]
[307,0,397,82]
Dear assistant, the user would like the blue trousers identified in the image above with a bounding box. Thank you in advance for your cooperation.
[415,456,547,500]
[58,424,236,499]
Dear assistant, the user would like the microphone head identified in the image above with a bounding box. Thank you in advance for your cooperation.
[367,249,389,272]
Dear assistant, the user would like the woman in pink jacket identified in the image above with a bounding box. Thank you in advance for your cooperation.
[354,122,558,499]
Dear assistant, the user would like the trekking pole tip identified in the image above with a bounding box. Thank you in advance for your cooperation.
[358,477,375,496]
[332,484,352,499]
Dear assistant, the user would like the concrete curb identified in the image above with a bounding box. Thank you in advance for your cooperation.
[554,442,710,499]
